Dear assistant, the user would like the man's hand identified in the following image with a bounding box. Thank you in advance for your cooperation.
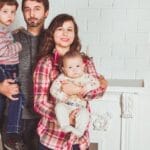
[0,79,19,100]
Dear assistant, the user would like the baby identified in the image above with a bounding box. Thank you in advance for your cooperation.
[50,51,100,137]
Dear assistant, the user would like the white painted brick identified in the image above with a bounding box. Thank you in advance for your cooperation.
[101,8,127,21]
[88,19,113,32]
[101,32,125,45]
[127,9,150,20]
[89,0,114,8]
[50,0,65,17]
[113,0,139,8]
[13,8,25,28]
[125,33,149,45]
[138,20,150,32]
[92,58,112,78]
[92,57,102,73]
[136,44,150,57]
[76,18,87,32]
[136,70,150,87]
[136,70,150,79]
[139,0,150,8]
[64,0,88,8]
[111,70,136,79]
[80,32,100,46]
[112,43,136,57]
[51,10,76,19]
[76,9,100,21]
[124,57,150,70]
[51,0,65,9]
[100,57,125,71]
[113,19,138,32]
[82,44,112,58]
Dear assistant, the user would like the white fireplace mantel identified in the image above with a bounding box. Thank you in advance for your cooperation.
[89,79,149,150]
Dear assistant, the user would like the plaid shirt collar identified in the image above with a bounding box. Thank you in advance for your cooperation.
[52,49,61,67]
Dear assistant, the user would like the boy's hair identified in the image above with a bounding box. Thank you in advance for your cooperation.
[22,0,49,12]
[0,0,18,9]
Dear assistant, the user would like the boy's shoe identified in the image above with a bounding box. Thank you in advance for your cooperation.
[3,134,25,150]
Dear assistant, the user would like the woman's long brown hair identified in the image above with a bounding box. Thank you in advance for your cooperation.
[37,13,81,62]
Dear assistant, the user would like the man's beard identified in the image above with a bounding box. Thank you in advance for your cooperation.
[26,17,44,27]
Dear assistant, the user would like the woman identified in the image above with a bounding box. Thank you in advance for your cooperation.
[33,13,107,150]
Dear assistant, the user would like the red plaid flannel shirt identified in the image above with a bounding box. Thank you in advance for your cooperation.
[33,51,105,150]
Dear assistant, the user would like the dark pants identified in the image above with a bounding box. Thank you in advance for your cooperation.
[39,142,89,150]
[21,119,39,150]
[0,64,25,133]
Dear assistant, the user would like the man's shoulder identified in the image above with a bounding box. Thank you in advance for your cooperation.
[12,26,25,35]
[12,27,29,41]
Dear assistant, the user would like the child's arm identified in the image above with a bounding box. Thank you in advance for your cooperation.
[0,31,22,56]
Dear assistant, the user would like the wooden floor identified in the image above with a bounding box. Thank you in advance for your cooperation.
[90,143,98,150]
[0,135,97,150]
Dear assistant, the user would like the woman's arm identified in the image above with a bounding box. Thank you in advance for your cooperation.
[33,57,55,120]
[99,74,108,89]
[84,58,108,100]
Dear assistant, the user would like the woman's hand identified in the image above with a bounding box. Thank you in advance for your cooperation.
[99,75,108,90]
[0,79,19,100]
[61,80,82,96]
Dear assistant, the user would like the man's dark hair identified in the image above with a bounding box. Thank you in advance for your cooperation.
[22,0,49,12]
[0,0,18,9]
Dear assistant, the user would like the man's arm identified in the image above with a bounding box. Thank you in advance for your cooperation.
[0,79,19,100]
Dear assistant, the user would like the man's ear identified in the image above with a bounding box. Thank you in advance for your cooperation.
[44,10,49,18]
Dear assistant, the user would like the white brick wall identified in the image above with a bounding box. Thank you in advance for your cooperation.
[16,0,150,85]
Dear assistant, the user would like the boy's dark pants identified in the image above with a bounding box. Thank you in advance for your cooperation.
[0,64,24,133]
